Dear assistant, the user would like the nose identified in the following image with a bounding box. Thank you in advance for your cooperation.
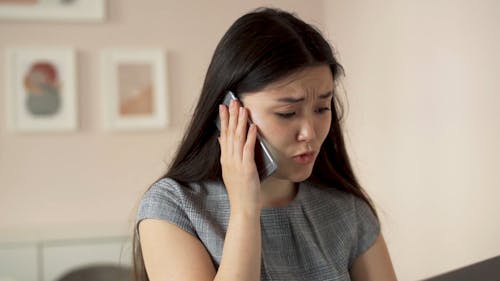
[296,118,317,142]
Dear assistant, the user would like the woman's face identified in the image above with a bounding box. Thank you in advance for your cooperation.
[240,65,334,183]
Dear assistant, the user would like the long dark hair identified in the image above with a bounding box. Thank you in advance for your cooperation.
[133,7,378,281]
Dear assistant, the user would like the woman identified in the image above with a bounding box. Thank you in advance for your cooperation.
[134,7,397,281]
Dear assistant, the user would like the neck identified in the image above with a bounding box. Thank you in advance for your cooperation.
[260,176,298,208]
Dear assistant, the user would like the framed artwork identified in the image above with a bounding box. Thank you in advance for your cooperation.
[100,49,168,131]
[5,47,77,132]
[0,0,105,22]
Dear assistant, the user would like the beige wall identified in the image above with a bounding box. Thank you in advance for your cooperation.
[0,0,498,280]
[0,1,323,233]
[0,0,325,241]
[325,0,500,280]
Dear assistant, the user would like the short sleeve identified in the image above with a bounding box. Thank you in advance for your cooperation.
[349,196,381,267]
[136,178,196,237]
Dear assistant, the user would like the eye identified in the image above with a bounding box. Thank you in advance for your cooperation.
[315,107,331,114]
[275,112,296,119]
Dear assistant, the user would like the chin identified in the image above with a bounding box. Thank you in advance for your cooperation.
[273,166,314,183]
[290,172,312,183]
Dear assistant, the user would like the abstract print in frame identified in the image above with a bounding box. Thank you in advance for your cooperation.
[100,49,168,131]
[5,47,77,132]
[0,0,105,22]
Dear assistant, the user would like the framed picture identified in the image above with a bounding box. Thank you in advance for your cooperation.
[100,49,168,131]
[0,0,105,22]
[5,47,77,132]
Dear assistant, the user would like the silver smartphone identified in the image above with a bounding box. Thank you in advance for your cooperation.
[215,91,278,181]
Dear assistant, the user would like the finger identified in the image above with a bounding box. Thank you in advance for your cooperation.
[219,104,228,139]
[228,100,239,134]
[243,124,258,163]
[218,105,229,163]
[235,107,248,156]
[227,100,239,153]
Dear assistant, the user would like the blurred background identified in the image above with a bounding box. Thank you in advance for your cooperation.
[0,0,498,280]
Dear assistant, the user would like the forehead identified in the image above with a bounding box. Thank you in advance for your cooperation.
[241,65,334,103]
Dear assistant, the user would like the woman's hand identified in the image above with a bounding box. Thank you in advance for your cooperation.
[218,99,261,214]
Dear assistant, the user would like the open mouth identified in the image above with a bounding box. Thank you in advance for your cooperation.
[292,152,315,165]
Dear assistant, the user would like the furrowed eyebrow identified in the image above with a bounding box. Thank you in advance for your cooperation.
[275,91,333,103]
[275,96,304,103]
[319,91,333,99]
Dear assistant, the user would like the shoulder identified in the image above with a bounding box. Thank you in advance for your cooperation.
[137,178,188,213]
[140,177,226,207]
[137,178,228,234]
[137,180,219,280]
[302,181,381,265]
[143,177,205,197]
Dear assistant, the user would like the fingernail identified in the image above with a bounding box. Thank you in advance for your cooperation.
[239,107,244,115]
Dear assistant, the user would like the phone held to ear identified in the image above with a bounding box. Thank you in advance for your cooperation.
[215,91,278,181]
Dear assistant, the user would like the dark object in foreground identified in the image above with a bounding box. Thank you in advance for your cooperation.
[56,264,130,281]
[422,255,500,281]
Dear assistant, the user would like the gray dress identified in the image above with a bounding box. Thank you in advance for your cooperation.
[137,178,380,281]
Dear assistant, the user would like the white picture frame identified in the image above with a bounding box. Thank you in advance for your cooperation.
[0,0,105,22]
[5,47,77,132]
[100,49,168,131]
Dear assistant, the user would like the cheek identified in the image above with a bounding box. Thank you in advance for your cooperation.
[250,115,290,148]
[257,122,289,142]
[318,119,332,140]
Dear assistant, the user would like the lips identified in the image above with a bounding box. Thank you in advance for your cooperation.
[292,151,315,165]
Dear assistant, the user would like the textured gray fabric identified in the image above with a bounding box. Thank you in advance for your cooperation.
[137,178,380,281]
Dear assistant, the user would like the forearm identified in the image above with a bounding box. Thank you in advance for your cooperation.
[215,99,262,281]
[214,210,262,281]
